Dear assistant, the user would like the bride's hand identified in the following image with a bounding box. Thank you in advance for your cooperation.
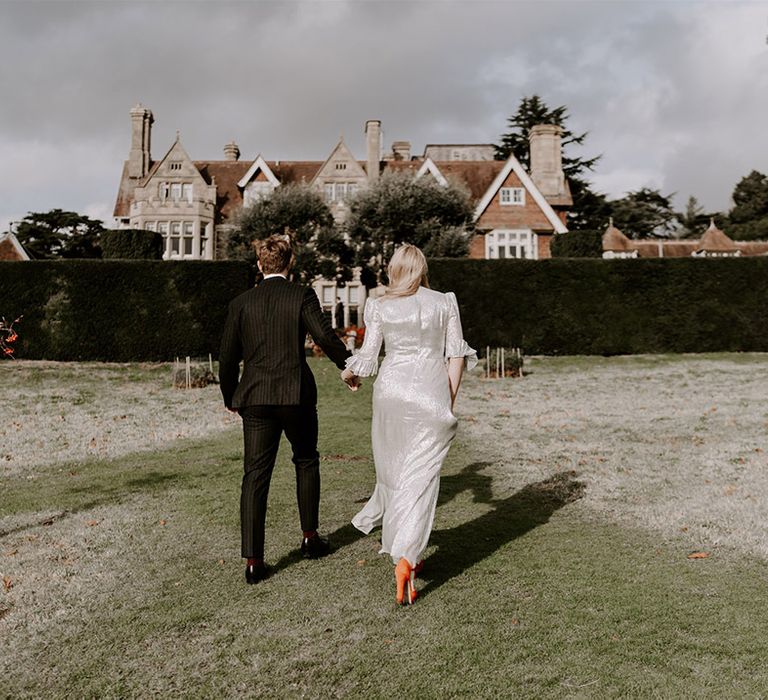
[340,368,361,391]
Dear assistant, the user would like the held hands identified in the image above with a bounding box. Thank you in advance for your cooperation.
[340,368,362,392]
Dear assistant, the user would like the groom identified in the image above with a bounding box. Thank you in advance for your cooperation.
[219,234,357,584]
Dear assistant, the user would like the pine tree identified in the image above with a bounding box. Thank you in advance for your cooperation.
[494,95,604,229]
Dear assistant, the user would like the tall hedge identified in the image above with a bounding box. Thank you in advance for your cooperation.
[0,260,252,361]
[550,230,603,258]
[101,229,164,259]
[428,258,768,354]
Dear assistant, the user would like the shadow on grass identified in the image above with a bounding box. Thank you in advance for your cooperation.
[421,463,586,598]
[270,522,364,574]
[0,471,181,538]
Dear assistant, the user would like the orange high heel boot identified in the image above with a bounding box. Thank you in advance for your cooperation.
[395,558,417,605]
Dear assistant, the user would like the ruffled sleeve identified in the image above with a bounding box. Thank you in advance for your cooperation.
[345,297,384,377]
[445,292,478,370]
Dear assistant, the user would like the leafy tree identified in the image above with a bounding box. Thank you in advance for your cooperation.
[346,172,474,287]
[725,170,768,240]
[229,184,354,286]
[14,209,104,258]
[549,230,603,258]
[608,188,679,239]
[494,95,605,229]
[422,226,471,258]
[729,171,768,224]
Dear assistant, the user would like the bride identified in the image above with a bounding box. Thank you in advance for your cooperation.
[341,244,477,605]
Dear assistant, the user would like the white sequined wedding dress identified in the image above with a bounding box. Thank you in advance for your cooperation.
[346,287,477,566]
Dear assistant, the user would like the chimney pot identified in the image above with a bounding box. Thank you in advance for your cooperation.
[391,140,411,161]
[223,141,240,161]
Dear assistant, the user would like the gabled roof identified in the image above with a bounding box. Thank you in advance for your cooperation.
[0,232,30,261]
[237,154,280,189]
[472,153,568,233]
[414,158,448,186]
[602,219,633,252]
[142,134,207,185]
[696,219,738,252]
[310,138,367,185]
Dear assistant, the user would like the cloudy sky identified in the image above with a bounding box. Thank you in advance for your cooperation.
[1,0,767,232]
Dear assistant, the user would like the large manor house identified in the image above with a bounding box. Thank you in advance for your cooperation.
[112,104,571,319]
[110,104,766,320]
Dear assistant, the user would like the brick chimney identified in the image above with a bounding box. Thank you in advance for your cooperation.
[128,103,153,179]
[365,119,381,182]
[391,140,411,161]
[528,124,567,200]
[223,141,240,161]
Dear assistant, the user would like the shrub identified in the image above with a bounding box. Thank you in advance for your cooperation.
[428,257,768,355]
[550,230,603,258]
[101,229,164,259]
[0,260,252,360]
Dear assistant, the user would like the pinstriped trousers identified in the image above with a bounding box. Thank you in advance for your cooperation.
[239,405,320,558]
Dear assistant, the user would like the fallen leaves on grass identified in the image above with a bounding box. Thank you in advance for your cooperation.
[687,551,710,560]
[159,519,167,526]
[218,559,225,566]
[4,549,18,557]
[356,560,366,566]
[2,575,13,592]
[87,520,100,527]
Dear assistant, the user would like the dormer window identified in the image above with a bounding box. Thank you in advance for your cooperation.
[500,187,525,206]
[169,161,182,171]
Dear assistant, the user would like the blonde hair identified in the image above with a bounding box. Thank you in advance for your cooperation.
[384,244,429,298]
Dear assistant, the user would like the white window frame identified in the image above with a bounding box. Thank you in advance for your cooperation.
[500,187,525,206]
[485,229,535,259]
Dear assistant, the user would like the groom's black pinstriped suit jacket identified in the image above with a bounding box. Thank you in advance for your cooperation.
[220,275,352,559]
[219,276,350,409]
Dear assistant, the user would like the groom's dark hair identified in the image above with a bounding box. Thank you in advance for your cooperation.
[256,233,294,274]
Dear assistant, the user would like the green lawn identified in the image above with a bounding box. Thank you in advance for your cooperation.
[2,359,768,698]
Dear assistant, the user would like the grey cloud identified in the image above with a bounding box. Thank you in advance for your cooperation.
[1,0,766,231]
